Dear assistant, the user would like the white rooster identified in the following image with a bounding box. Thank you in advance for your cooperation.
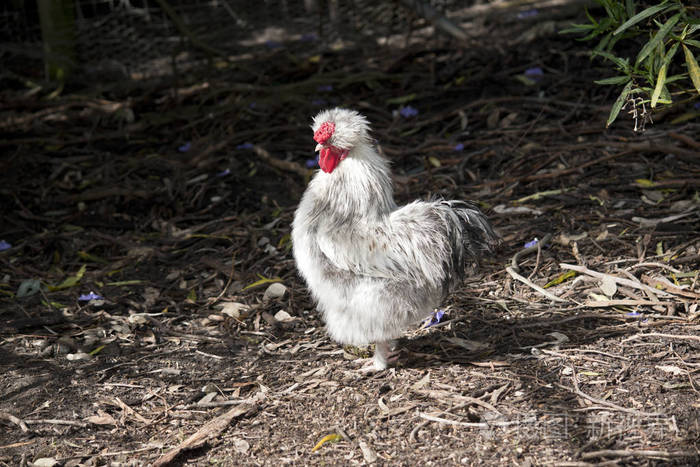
[292,108,499,371]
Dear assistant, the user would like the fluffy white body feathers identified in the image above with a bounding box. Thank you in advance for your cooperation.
[292,108,499,369]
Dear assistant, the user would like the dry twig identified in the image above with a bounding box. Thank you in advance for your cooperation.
[506,266,568,303]
[153,398,261,466]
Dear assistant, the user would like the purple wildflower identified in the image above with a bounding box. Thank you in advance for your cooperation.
[306,156,319,168]
[424,309,445,327]
[79,291,103,302]
[524,67,544,81]
[217,168,231,177]
[236,142,254,150]
[399,106,419,118]
[178,142,191,152]
[0,240,10,251]
[517,9,538,19]
[265,40,282,49]
[454,143,464,152]
[524,238,539,249]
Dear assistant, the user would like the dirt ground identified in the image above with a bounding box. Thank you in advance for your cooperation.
[1,3,699,466]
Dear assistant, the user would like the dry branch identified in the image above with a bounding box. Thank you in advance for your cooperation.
[582,299,671,307]
[253,145,311,178]
[506,266,568,302]
[581,449,698,460]
[560,263,673,298]
[153,399,261,466]
[621,332,700,344]
[419,412,536,428]
[0,412,29,433]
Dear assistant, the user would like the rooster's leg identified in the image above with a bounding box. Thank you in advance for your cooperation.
[373,340,400,370]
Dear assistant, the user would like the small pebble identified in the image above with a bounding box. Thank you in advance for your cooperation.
[263,283,287,301]
[66,352,91,361]
[274,310,293,322]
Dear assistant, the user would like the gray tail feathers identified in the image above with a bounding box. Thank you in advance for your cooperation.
[439,200,500,288]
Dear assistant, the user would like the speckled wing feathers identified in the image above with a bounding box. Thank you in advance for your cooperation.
[316,199,499,294]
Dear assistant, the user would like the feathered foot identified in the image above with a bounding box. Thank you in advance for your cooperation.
[356,340,400,374]
[374,340,400,370]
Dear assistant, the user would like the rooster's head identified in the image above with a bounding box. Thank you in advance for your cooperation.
[312,108,371,173]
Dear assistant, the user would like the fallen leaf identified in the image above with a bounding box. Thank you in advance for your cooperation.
[359,441,378,463]
[635,178,656,187]
[242,274,282,291]
[17,279,42,298]
[232,437,250,454]
[48,264,87,291]
[557,232,587,246]
[588,292,609,302]
[656,365,684,376]
[32,458,58,467]
[273,310,294,322]
[312,433,343,452]
[600,276,617,297]
[218,302,250,319]
[85,411,117,425]
[544,270,576,288]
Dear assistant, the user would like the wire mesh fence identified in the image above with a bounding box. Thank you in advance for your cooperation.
[1,0,468,83]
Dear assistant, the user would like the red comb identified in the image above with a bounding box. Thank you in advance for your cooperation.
[314,121,335,144]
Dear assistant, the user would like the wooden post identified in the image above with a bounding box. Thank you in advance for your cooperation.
[37,0,76,82]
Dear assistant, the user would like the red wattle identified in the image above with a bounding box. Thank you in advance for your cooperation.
[319,146,348,173]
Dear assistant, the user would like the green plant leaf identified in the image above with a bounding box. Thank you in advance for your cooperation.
[595,75,631,85]
[584,6,598,26]
[592,50,630,72]
[106,280,143,286]
[242,274,282,291]
[544,270,577,288]
[683,44,700,94]
[684,39,700,48]
[560,24,597,35]
[664,73,686,84]
[607,80,633,128]
[77,250,109,264]
[594,33,612,53]
[651,63,667,107]
[613,2,673,36]
[386,94,417,105]
[664,42,680,65]
[48,264,87,291]
[636,13,682,65]
[650,41,679,107]
[671,112,700,124]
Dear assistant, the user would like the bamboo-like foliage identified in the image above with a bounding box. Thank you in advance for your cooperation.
[562,0,700,130]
